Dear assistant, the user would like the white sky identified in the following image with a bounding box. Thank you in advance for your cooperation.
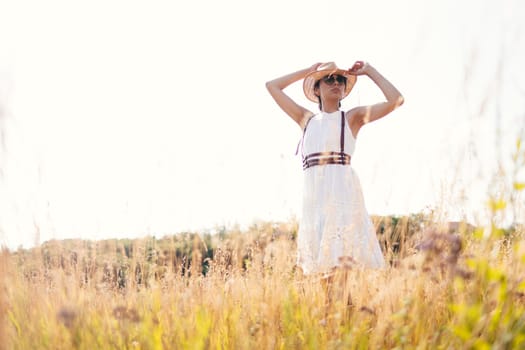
[1,0,524,249]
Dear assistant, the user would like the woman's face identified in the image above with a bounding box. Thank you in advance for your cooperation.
[315,74,347,101]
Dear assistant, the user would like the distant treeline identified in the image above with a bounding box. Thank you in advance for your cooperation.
[12,213,488,290]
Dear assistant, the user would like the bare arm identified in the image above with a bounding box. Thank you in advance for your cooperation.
[346,61,404,136]
[265,63,320,129]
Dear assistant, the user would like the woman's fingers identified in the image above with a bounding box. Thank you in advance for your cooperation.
[348,61,367,75]
[351,61,363,71]
[311,62,323,71]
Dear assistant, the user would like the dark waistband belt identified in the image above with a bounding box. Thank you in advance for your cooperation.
[302,152,351,170]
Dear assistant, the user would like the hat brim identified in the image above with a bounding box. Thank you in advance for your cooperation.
[303,69,357,103]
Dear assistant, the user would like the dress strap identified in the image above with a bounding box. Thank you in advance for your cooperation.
[340,111,345,154]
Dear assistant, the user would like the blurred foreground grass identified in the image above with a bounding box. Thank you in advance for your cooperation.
[1,212,524,349]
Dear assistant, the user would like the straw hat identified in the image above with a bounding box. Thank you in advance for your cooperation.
[303,62,357,103]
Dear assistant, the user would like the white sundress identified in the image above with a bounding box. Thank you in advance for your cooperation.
[297,110,386,274]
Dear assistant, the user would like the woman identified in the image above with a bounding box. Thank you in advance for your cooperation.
[266,61,404,274]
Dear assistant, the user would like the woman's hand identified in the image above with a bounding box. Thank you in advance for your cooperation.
[308,62,323,74]
[347,61,371,76]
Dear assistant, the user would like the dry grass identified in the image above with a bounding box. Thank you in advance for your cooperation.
[1,218,524,349]
[1,248,8,350]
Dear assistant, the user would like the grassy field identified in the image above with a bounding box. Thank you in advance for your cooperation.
[1,213,524,349]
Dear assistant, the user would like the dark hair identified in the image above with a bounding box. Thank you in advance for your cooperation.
[314,80,322,110]
[314,79,343,111]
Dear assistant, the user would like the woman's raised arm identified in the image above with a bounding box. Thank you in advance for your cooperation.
[346,61,404,136]
[265,63,320,129]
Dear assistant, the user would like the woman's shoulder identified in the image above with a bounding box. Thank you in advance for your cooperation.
[299,110,318,129]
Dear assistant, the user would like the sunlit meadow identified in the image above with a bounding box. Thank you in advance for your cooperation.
[1,140,525,349]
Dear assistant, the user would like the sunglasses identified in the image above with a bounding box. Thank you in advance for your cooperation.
[321,74,347,86]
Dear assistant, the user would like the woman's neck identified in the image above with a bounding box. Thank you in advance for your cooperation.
[322,104,340,113]
[322,108,339,113]
[321,98,340,113]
